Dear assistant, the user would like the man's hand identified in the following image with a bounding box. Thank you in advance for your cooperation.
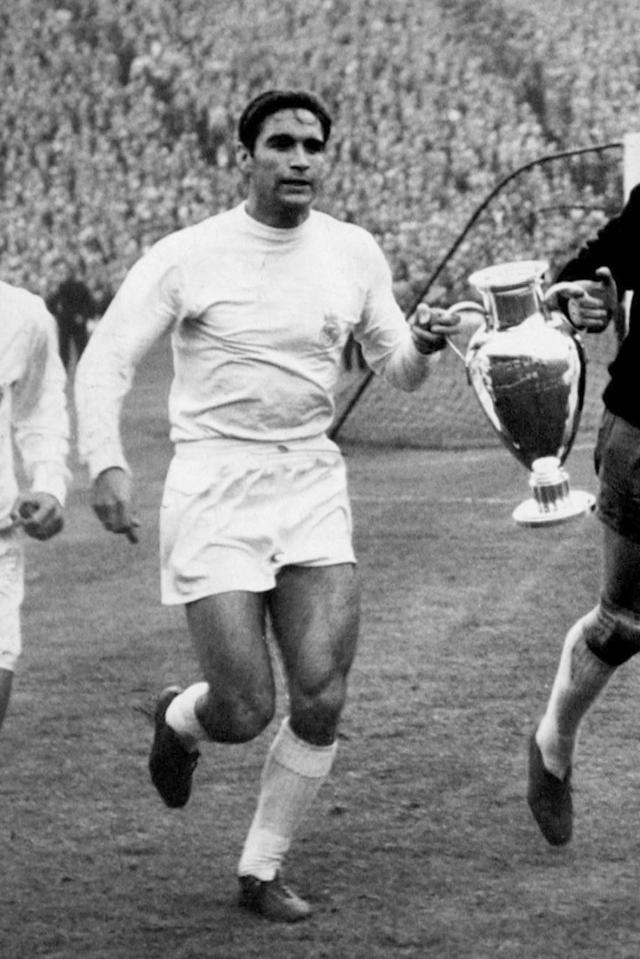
[545,266,618,333]
[11,493,64,541]
[92,467,140,544]
[410,303,462,355]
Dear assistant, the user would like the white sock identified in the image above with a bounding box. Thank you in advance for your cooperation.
[164,681,210,747]
[238,717,337,881]
[536,610,614,779]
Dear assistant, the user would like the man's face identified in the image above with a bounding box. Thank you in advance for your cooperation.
[238,108,327,227]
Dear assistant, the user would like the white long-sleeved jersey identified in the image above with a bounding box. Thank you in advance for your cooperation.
[76,204,431,478]
[0,282,70,528]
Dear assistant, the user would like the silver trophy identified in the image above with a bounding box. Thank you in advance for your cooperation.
[447,259,595,526]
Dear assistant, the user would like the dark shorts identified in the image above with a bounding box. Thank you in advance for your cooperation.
[594,409,640,544]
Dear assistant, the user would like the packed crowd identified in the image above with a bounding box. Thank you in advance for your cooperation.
[1,0,639,312]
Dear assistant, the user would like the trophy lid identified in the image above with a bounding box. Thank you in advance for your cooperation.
[468,260,549,293]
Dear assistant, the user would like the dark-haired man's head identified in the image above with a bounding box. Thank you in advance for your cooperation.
[236,90,333,229]
[238,89,332,153]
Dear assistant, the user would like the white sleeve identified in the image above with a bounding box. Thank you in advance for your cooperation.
[12,306,70,505]
[352,236,430,392]
[75,248,182,480]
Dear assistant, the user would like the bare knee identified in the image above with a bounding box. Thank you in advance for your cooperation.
[198,687,275,743]
[290,674,348,745]
[584,601,640,667]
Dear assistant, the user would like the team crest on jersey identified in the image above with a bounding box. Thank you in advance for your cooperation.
[320,313,341,346]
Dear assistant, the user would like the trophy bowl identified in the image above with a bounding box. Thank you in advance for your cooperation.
[449,259,595,526]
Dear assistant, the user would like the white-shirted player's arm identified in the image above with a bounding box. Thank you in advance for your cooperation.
[12,305,70,506]
[352,236,431,392]
[75,252,182,480]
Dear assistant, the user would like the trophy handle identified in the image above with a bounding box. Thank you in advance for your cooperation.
[443,302,487,361]
[562,327,587,466]
[543,281,588,312]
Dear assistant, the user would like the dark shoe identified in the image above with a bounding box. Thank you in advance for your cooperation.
[238,873,312,923]
[527,732,573,846]
[149,686,199,808]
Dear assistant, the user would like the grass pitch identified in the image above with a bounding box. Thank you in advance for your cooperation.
[3,341,640,958]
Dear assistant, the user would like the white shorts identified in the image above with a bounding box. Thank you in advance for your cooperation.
[0,527,24,672]
[159,440,356,604]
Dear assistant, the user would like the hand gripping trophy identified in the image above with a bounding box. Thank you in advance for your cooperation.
[447,259,596,527]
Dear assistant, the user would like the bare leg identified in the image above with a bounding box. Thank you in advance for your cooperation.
[238,563,360,883]
[179,590,277,743]
[269,563,360,744]
[537,524,640,777]
[149,590,276,807]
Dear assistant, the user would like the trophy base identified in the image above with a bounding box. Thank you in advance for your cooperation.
[512,456,596,527]
[512,489,596,527]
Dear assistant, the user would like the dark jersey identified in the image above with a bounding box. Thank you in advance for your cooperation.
[47,279,96,330]
[556,185,640,428]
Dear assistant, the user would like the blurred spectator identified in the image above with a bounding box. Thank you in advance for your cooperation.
[47,276,97,370]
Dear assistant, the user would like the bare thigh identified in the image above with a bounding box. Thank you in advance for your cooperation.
[268,563,361,745]
[185,590,276,742]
